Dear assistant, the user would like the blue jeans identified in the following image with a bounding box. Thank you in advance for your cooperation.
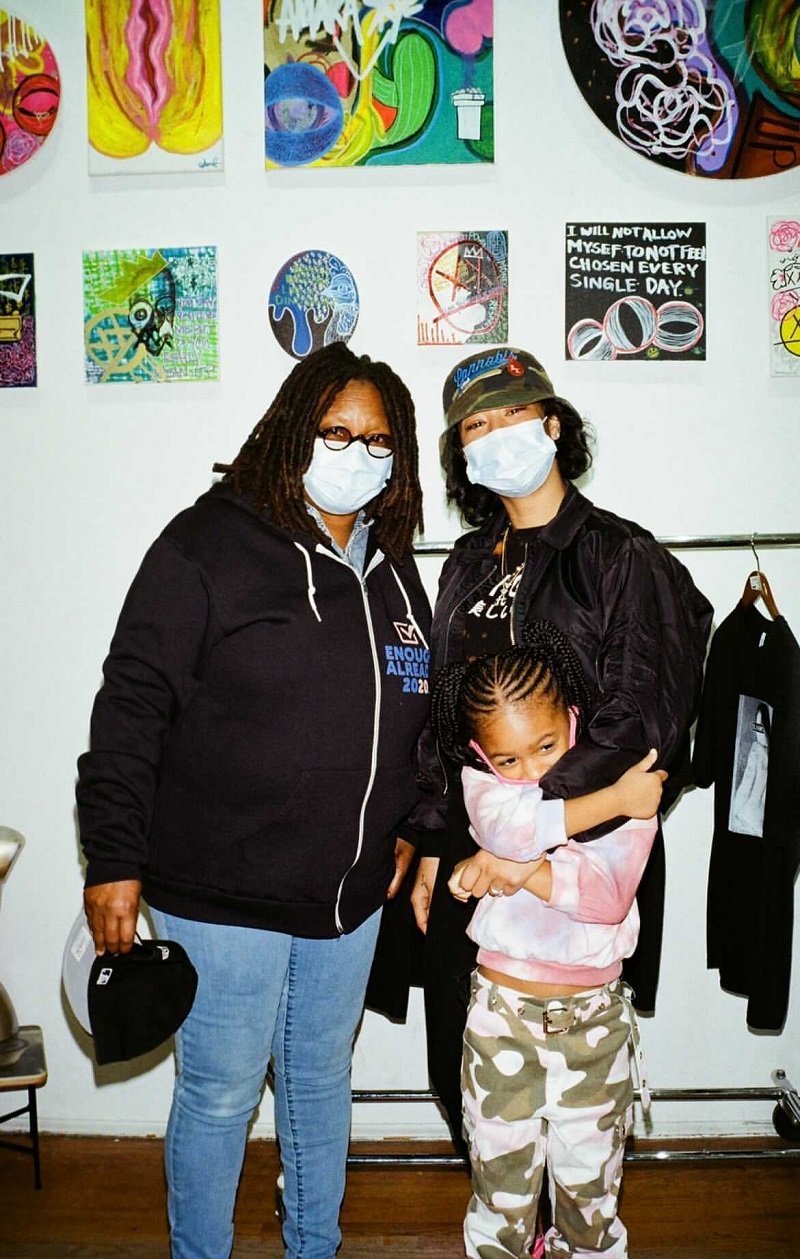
[151,908,382,1259]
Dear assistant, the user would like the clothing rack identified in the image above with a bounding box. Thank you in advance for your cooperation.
[413,532,800,557]
[350,531,800,1167]
[348,1070,800,1166]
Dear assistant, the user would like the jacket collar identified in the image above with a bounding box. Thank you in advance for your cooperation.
[454,482,594,560]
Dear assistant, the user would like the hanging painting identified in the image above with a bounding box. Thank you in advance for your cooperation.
[417,230,508,346]
[0,253,36,387]
[769,218,800,375]
[559,1,800,179]
[565,222,706,361]
[0,11,60,177]
[268,250,359,359]
[83,246,218,383]
[264,0,493,168]
[85,0,223,174]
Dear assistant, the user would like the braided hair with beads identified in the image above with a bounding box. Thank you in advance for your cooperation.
[431,620,596,767]
[213,342,423,562]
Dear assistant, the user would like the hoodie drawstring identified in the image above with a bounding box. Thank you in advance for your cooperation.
[294,542,321,623]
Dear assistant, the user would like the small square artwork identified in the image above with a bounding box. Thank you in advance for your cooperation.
[83,246,218,384]
[0,252,36,387]
[768,219,800,376]
[417,231,508,346]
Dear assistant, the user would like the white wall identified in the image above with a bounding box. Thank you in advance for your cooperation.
[1,1,799,1143]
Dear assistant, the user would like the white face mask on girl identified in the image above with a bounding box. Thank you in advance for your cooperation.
[463,418,557,498]
[303,439,393,515]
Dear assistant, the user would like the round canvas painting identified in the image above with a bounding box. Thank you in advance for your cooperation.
[268,251,360,359]
[0,10,60,177]
[559,0,800,178]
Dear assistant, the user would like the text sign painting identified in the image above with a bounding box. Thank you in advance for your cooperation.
[565,223,706,362]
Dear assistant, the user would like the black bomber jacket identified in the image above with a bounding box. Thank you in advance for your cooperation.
[418,483,713,826]
[414,484,713,1009]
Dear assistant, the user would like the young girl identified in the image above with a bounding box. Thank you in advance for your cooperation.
[430,620,666,1259]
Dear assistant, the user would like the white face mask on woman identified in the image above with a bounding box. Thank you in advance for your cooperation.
[464,418,557,498]
[303,439,393,515]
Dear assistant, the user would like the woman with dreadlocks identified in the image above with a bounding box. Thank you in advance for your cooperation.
[76,342,435,1259]
[431,621,665,1259]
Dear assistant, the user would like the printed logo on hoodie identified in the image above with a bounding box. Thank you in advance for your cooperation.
[383,621,430,695]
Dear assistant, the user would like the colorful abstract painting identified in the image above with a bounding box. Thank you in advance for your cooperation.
[0,11,60,177]
[417,230,508,346]
[560,1,800,179]
[0,253,35,386]
[769,218,800,375]
[86,0,223,174]
[83,246,218,384]
[264,0,493,168]
[268,250,359,359]
[565,223,706,361]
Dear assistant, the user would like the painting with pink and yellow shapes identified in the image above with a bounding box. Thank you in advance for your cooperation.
[769,218,800,377]
[0,10,60,178]
[85,0,223,174]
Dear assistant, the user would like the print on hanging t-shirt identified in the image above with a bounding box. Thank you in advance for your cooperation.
[729,694,772,838]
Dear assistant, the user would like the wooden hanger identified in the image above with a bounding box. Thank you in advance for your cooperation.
[741,535,780,619]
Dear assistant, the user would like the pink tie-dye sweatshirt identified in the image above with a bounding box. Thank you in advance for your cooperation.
[461,763,657,989]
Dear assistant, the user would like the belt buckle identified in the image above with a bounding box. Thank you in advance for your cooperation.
[542,1005,572,1035]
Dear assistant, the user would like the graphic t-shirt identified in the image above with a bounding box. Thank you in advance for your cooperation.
[463,526,536,659]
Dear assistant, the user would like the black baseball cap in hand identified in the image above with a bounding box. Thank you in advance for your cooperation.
[88,938,198,1066]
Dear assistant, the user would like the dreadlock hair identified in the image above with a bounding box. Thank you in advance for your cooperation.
[431,620,597,767]
[213,342,423,562]
[440,397,594,528]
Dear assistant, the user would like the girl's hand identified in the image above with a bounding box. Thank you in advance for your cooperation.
[448,859,473,902]
[615,749,667,819]
[449,850,545,901]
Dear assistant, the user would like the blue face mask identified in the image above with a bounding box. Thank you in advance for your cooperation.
[464,418,557,498]
[303,439,393,515]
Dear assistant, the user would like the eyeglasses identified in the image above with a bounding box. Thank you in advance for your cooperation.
[317,425,394,459]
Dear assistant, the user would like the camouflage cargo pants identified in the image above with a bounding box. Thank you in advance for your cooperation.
[462,971,634,1258]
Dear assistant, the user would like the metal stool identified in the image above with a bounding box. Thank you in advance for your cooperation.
[0,1024,48,1188]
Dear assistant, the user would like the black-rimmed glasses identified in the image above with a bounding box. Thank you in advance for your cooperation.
[317,425,394,459]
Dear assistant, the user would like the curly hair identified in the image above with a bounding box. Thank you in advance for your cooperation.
[213,342,423,561]
[440,397,594,528]
[431,620,596,767]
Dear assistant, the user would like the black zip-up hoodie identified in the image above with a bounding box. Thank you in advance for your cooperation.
[77,484,433,937]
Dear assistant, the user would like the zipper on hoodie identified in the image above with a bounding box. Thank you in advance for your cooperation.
[314,544,384,933]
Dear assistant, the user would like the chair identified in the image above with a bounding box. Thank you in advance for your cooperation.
[0,1024,48,1188]
[0,827,47,1187]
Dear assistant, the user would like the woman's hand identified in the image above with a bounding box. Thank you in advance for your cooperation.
[83,879,142,955]
[614,749,668,819]
[411,856,439,933]
[448,851,545,901]
[386,837,416,900]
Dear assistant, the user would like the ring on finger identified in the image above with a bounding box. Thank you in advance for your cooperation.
[488,885,504,897]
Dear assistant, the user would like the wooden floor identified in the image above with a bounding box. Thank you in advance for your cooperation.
[0,1135,799,1257]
